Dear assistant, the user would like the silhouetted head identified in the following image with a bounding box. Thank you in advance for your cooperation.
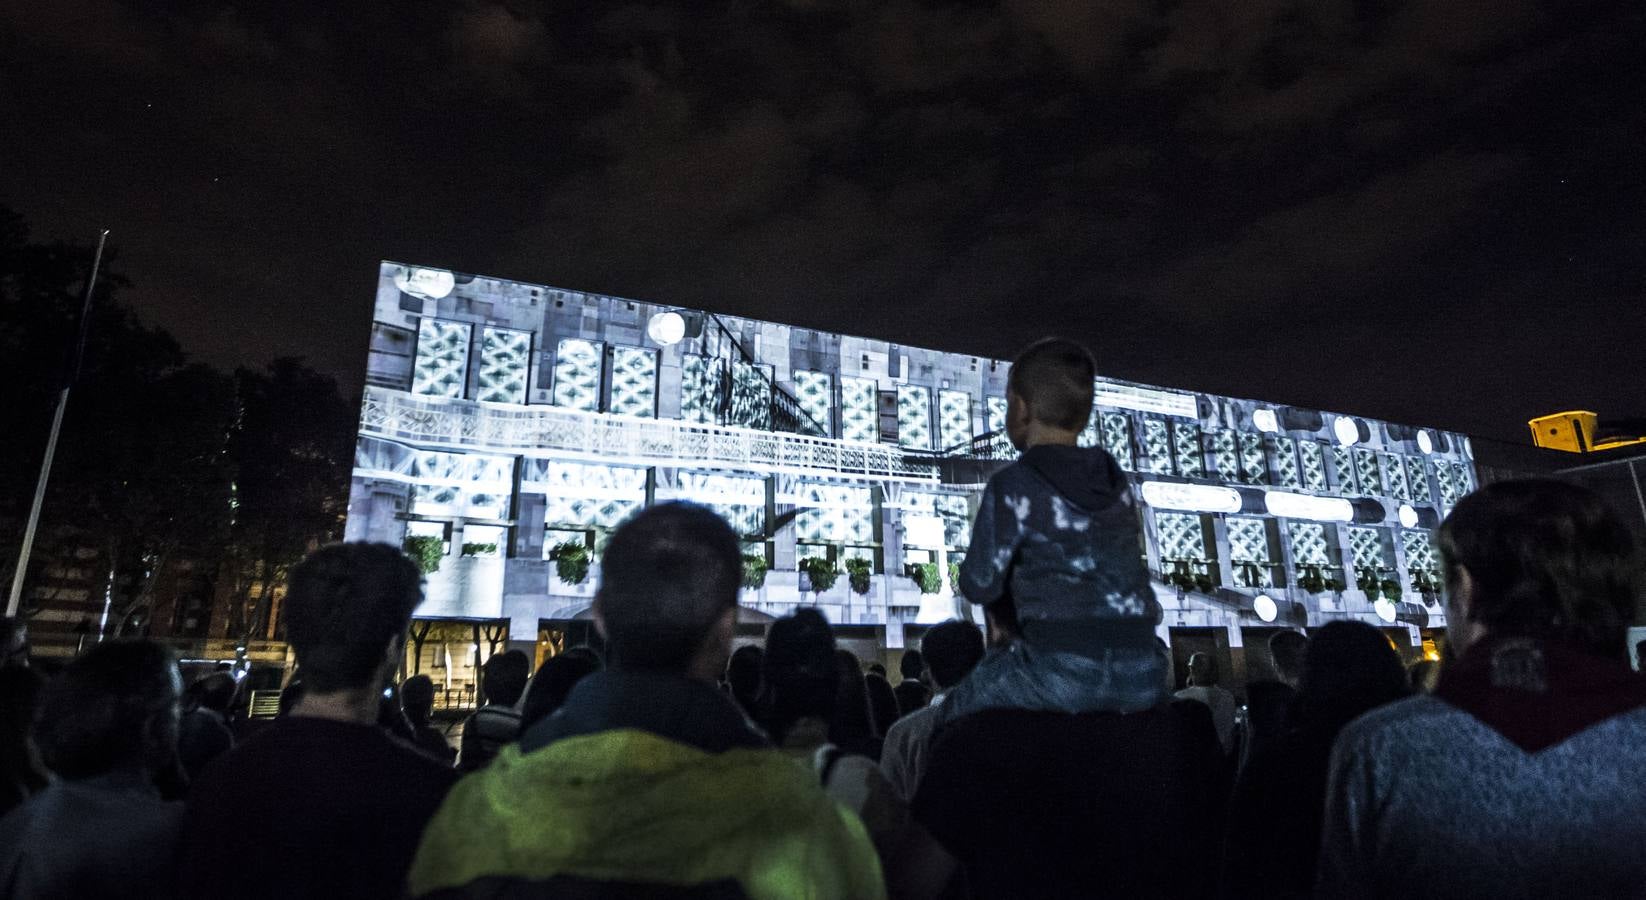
[899,649,925,682]
[1295,621,1409,734]
[760,609,837,744]
[36,640,180,780]
[922,619,986,690]
[400,674,437,725]
[1006,338,1096,448]
[725,644,764,718]
[594,503,741,679]
[285,543,423,694]
[481,650,530,708]
[830,648,876,755]
[1186,652,1218,687]
[520,653,598,731]
[185,671,238,715]
[1268,630,1310,688]
[865,672,900,736]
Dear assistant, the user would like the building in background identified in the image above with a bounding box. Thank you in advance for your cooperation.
[347,263,1476,692]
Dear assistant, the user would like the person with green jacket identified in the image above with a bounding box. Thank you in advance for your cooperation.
[409,503,885,900]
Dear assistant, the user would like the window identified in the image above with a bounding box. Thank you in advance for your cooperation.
[729,362,773,430]
[609,346,658,418]
[681,355,724,424]
[1332,446,1358,494]
[841,376,878,443]
[1299,441,1328,492]
[1239,432,1268,485]
[1101,412,1135,470]
[675,472,766,539]
[1271,436,1301,489]
[476,327,530,404]
[1288,522,1333,566]
[1173,422,1204,478]
[794,482,875,545]
[522,459,645,531]
[793,370,833,437]
[1155,512,1207,561]
[986,397,1008,436]
[1140,418,1173,475]
[552,339,602,411]
[460,524,507,559]
[904,492,970,548]
[938,390,972,451]
[1405,457,1432,502]
[1347,527,1390,571]
[1227,517,1274,587]
[1079,402,1101,449]
[1383,453,1411,500]
[1210,430,1240,482]
[1354,448,1383,496]
[412,319,471,398]
[409,450,514,520]
[897,385,932,450]
[1402,529,1441,581]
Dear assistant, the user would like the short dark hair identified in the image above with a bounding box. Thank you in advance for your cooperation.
[725,644,764,715]
[922,619,986,688]
[401,674,436,721]
[1008,338,1096,431]
[520,653,599,730]
[1268,630,1310,684]
[1438,479,1643,658]
[285,543,423,693]
[185,671,237,714]
[1296,621,1409,731]
[596,503,741,672]
[36,640,179,779]
[899,649,925,681]
[482,650,530,707]
[760,609,838,743]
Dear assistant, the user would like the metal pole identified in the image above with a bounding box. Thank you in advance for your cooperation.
[6,229,109,618]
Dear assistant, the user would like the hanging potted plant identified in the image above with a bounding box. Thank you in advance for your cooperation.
[1296,564,1327,594]
[800,557,839,593]
[905,562,942,594]
[741,553,769,590]
[548,541,591,586]
[1378,578,1404,604]
[844,558,873,595]
[460,542,498,558]
[1235,561,1266,589]
[1193,571,1217,594]
[403,535,444,575]
[1355,567,1381,597]
[948,560,962,595]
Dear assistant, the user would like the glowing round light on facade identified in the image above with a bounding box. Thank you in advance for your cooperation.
[1140,481,1243,514]
[393,266,456,300]
[1398,504,1420,528]
[1252,408,1280,433]
[1416,430,1435,454]
[1334,416,1362,446]
[647,311,687,345]
[1263,490,1354,522]
[1254,594,1278,622]
[1374,598,1398,623]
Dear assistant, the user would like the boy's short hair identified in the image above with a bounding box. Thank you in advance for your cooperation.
[596,502,741,672]
[1008,338,1096,431]
[37,639,180,778]
[285,543,423,693]
[482,650,531,707]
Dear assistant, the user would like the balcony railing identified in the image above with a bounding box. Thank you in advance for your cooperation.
[360,386,941,483]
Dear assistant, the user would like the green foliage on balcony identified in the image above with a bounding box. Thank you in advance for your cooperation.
[800,556,839,593]
[403,535,444,575]
[549,541,591,586]
[741,553,769,590]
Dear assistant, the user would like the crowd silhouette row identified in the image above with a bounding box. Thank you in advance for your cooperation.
[4,338,1645,899]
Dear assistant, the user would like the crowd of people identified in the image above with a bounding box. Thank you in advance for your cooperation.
[3,337,1645,898]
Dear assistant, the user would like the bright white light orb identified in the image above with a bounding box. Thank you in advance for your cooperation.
[647,311,687,345]
[1398,504,1420,528]
[1374,598,1398,623]
[394,267,456,300]
[1264,490,1354,522]
[1140,481,1243,514]
[1252,408,1280,433]
[1254,594,1278,622]
[1334,416,1361,446]
[1416,430,1435,454]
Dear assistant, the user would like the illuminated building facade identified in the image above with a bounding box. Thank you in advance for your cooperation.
[347,263,1476,658]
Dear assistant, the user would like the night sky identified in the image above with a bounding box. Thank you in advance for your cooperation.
[3,1,1642,442]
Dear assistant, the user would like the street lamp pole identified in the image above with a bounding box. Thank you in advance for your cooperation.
[7,229,110,619]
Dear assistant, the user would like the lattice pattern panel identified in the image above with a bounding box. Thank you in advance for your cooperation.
[1173,422,1204,478]
[729,362,773,431]
[476,327,529,404]
[1079,402,1101,449]
[1299,441,1328,492]
[680,355,724,424]
[552,339,602,411]
[793,370,832,437]
[794,482,874,544]
[1155,512,1206,561]
[1227,517,1272,564]
[841,376,878,443]
[413,319,471,399]
[1141,418,1173,475]
[1289,522,1332,566]
[898,385,932,450]
[679,472,766,538]
[1405,457,1432,502]
[1333,446,1359,494]
[1102,412,1135,470]
[525,459,646,530]
[410,449,513,519]
[1271,436,1301,489]
[1382,453,1410,500]
[1348,526,1388,570]
[1452,463,1474,495]
[1354,449,1383,496]
[1211,430,1240,481]
[986,397,1008,436]
[1402,529,1440,578]
[1240,432,1269,485]
[905,492,970,548]
[939,390,972,451]
[609,347,657,418]
[1435,463,1461,506]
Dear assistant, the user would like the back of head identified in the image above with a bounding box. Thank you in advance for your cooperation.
[285,543,423,693]
[1008,338,1096,431]
[37,639,180,779]
[726,644,764,715]
[761,609,838,742]
[482,650,530,708]
[520,653,599,731]
[899,649,925,682]
[830,648,876,754]
[1187,652,1218,686]
[1296,621,1409,733]
[1438,478,1642,659]
[186,671,238,714]
[595,502,741,672]
[1268,630,1310,686]
[865,672,900,736]
[922,619,986,689]
[401,673,437,721]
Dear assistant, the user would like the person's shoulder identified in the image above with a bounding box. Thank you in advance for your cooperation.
[1333,695,1454,754]
[884,703,936,742]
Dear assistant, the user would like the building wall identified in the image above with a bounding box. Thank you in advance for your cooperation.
[348,262,1476,649]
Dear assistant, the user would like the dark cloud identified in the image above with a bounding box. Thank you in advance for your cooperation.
[1,0,1641,440]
